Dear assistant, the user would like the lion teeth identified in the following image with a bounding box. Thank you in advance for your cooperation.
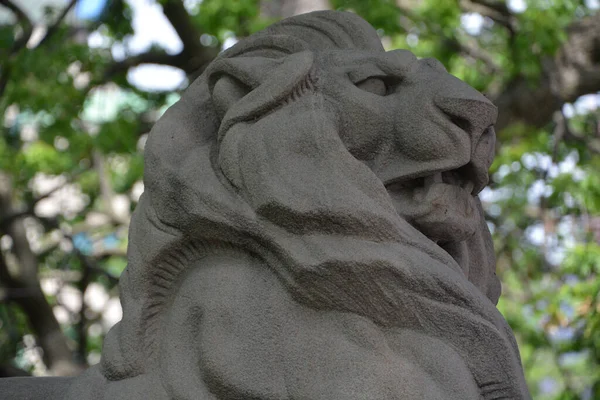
[463,180,475,194]
[424,172,443,186]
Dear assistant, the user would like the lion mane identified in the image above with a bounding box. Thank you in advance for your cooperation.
[86,10,530,400]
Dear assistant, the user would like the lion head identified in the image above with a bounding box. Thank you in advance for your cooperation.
[88,10,529,400]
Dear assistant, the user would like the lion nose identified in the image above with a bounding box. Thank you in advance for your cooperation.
[434,90,498,142]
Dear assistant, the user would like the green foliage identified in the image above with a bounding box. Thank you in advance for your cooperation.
[98,0,135,40]
[332,0,405,35]
[194,0,265,40]
[20,141,74,175]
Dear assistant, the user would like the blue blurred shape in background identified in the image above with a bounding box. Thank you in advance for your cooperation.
[75,0,108,21]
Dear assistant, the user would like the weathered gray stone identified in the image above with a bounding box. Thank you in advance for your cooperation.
[0,10,531,399]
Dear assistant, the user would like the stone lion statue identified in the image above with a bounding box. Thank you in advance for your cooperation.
[2,10,530,400]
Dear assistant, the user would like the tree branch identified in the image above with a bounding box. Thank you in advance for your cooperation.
[0,174,79,231]
[0,173,83,376]
[494,12,600,132]
[459,0,516,33]
[93,0,220,86]
[446,35,503,74]
[0,0,33,52]
[103,50,187,80]
[102,1,220,82]
[37,0,78,47]
[161,0,203,52]
[0,0,34,98]
[469,0,512,17]
[160,0,219,74]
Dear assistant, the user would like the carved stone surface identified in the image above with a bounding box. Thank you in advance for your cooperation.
[1,10,531,400]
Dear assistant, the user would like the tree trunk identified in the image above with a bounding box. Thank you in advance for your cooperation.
[0,173,83,376]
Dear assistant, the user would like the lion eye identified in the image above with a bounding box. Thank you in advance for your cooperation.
[355,77,388,96]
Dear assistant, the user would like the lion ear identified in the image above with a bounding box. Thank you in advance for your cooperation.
[207,57,281,119]
[210,74,252,120]
[207,52,314,128]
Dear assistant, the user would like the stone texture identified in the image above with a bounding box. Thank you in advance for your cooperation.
[0,10,531,399]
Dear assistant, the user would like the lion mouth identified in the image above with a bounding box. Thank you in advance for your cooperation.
[385,165,485,273]
[384,163,486,196]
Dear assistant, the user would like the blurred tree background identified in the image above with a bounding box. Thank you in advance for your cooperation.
[0,0,599,398]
